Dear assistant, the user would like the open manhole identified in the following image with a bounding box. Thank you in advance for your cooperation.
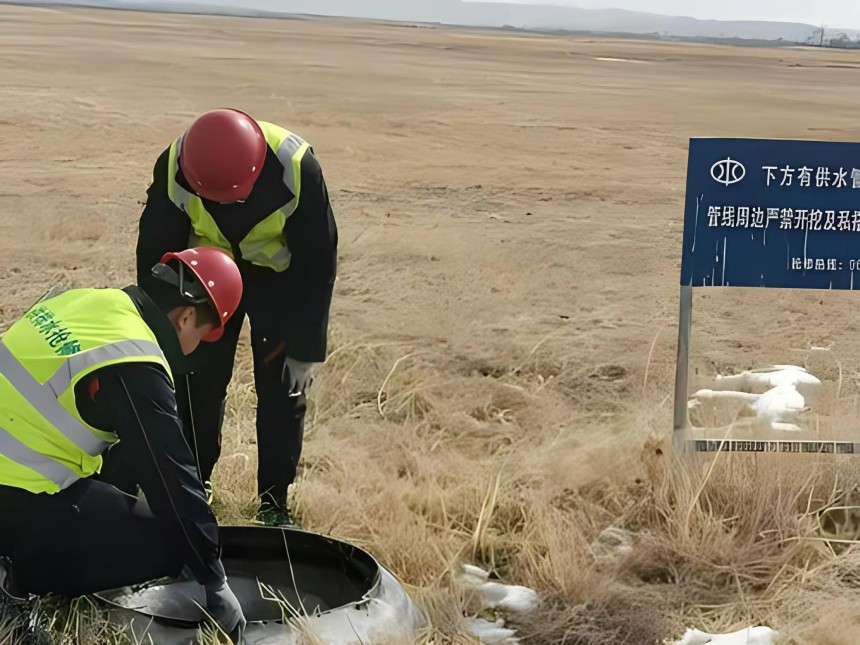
[94,525,424,644]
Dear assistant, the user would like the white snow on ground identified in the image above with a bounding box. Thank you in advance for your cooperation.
[688,365,823,432]
[459,564,539,645]
[594,57,651,64]
[464,617,522,645]
[460,366,803,645]
[460,565,540,614]
[666,626,779,645]
[689,383,807,429]
[713,365,822,399]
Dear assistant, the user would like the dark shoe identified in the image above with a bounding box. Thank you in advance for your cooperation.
[253,503,297,528]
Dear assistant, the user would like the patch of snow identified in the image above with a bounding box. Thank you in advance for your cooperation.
[749,383,806,424]
[460,566,539,615]
[462,564,490,581]
[594,56,650,64]
[667,626,778,645]
[690,382,807,428]
[713,365,821,399]
[465,617,521,645]
[458,565,539,644]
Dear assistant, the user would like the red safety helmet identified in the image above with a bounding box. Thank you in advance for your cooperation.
[179,108,267,203]
[153,247,243,342]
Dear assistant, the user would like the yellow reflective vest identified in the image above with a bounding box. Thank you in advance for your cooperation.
[165,120,311,273]
[0,289,172,494]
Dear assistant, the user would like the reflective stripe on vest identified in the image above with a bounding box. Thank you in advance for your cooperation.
[0,289,172,494]
[0,424,78,489]
[44,338,163,398]
[166,120,310,272]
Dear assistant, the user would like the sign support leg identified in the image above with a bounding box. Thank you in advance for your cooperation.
[673,285,693,455]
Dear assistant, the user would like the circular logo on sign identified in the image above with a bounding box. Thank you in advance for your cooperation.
[710,157,746,186]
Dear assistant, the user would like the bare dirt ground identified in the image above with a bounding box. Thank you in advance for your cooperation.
[6,5,860,643]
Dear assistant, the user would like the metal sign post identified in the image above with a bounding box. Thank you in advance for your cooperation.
[675,137,860,455]
[672,285,693,455]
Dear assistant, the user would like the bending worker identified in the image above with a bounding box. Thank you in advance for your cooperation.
[135,107,339,527]
[0,247,247,642]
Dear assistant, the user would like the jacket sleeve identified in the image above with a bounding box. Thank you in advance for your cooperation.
[267,150,338,363]
[136,148,193,285]
[93,362,226,586]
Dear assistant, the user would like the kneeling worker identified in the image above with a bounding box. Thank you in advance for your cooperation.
[0,246,246,641]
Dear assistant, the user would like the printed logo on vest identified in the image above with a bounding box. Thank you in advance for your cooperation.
[25,305,82,356]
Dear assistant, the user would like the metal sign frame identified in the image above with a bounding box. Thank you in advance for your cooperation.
[673,136,860,455]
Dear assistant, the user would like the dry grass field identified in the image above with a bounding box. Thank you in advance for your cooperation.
[7,4,860,643]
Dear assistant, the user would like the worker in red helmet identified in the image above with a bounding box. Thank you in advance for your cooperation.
[135,108,338,527]
[0,247,247,642]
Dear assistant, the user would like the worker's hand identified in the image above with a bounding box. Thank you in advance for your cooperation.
[281,355,316,397]
[204,579,246,643]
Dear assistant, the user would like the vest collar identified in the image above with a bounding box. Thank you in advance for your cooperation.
[121,285,191,377]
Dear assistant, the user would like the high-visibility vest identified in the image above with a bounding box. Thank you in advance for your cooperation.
[0,288,173,494]
[165,120,311,273]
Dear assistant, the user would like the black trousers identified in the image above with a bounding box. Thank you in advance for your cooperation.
[175,301,307,509]
[0,479,185,597]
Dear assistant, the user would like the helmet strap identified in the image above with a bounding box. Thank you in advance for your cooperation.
[151,260,210,305]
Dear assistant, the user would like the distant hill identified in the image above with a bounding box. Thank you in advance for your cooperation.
[1,0,294,18]
[4,0,860,46]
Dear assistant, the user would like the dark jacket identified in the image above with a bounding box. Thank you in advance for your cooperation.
[75,285,225,586]
[135,135,338,363]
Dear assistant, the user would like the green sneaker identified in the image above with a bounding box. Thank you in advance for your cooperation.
[253,504,297,528]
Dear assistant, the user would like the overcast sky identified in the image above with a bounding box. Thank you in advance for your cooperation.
[508,0,860,29]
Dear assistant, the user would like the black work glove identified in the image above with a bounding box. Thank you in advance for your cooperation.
[204,580,246,643]
[281,355,316,397]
